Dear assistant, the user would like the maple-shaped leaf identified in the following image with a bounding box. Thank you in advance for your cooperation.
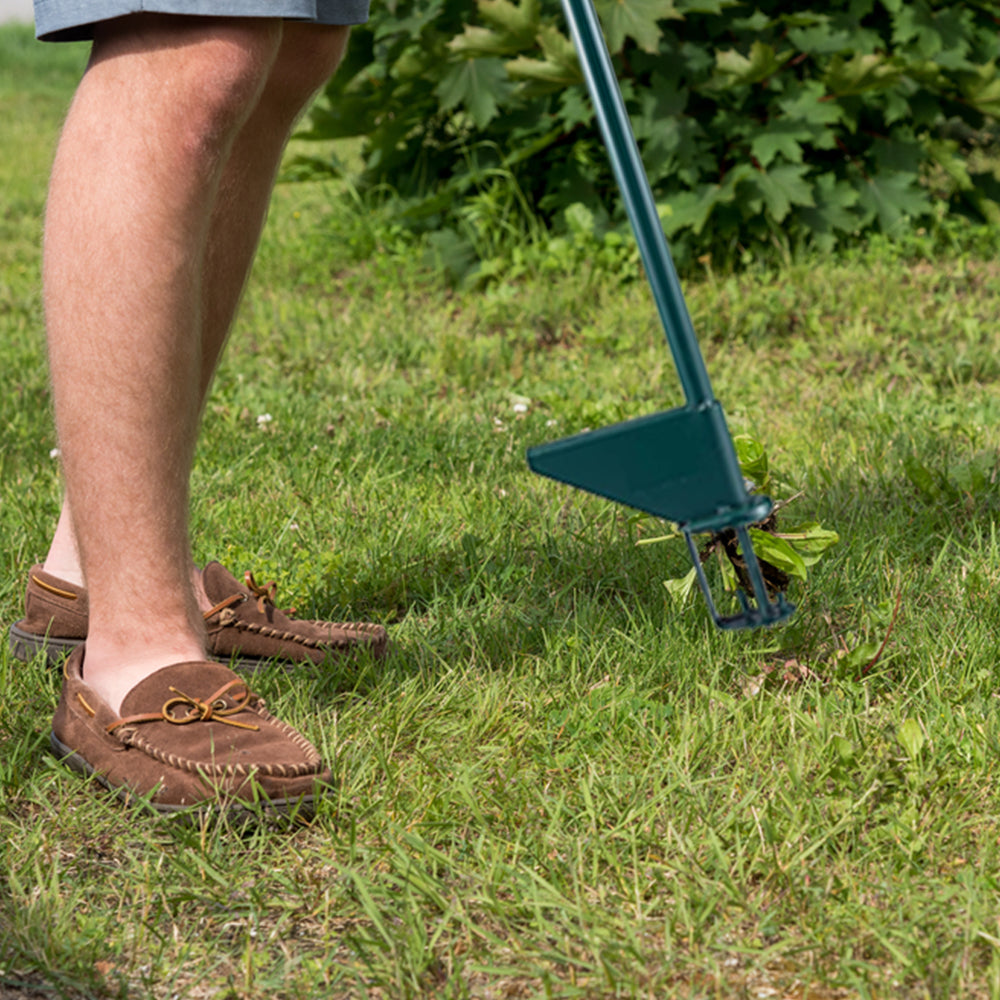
[559,87,594,128]
[750,119,819,167]
[787,21,856,56]
[751,163,815,223]
[891,2,972,67]
[449,25,520,58]
[857,171,932,232]
[374,1,443,42]
[594,0,681,55]
[777,80,843,129]
[506,24,582,88]
[960,62,1000,117]
[538,22,581,69]
[824,52,903,96]
[478,0,541,45]
[795,172,860,248]
[451,0,541,57]
[924,138,973,191]
[659,184,721,236]
[751,132,803,168]
[712,41,791,86]
[436,58,514,128]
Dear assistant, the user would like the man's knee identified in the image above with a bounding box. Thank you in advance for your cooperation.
[263,24,350,120]
[89,15,285,149]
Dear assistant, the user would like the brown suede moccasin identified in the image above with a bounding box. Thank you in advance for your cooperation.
[9,562,388,669]
[51,646,332,815]
[200,562,388,669]
[8,566,88,664]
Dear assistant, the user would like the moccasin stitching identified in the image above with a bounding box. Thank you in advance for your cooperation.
[114,708,322,779]
[204,567,383,650]
[304,620,385,636]
[106,681,323,779]
[120,734,317,779]
[209,617,354,651]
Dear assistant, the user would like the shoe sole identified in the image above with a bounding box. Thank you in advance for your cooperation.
[9,623,379,672]
[9,624,79,666]
[49,731,321,820]
[10,624,296,673]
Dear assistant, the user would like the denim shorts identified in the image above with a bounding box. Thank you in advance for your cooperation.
[35,0,369,41]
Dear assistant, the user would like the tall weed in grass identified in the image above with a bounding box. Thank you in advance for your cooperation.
[6,23,1000,999]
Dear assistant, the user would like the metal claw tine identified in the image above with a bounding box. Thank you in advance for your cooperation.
[683,526,795,630]
[685,530,718,620]
[737,525,773,611]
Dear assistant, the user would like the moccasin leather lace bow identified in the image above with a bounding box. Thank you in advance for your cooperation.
[202,570,294,620]
[244,571,290,614]
[108,677,260,734]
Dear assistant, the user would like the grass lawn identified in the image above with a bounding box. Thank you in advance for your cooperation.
[5,21,1000,1000]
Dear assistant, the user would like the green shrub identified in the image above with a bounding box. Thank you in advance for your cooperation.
[306,0,1000,269]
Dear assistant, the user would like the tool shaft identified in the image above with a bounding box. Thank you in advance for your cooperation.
[561,0,714,406]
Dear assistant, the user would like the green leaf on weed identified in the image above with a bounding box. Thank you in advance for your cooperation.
[796,172,860,248]
[903,454,940,499]
[664,567,698,604]
[564,201,597,239]
[748,529,809,581]
[426,228,478,282]
[776,522,839,566]
[840,641,881,673]
[833,735,856,763]
[733,433,770,491]
[949,452,997,496]
[897,718,926,759]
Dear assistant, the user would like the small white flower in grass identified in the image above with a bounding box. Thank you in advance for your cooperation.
[512,401,528,414]
[256,413,273,426]
[50,448,60,459]
[545,419,558,428]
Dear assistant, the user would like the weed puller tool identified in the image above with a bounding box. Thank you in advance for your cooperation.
[527,0,794,630]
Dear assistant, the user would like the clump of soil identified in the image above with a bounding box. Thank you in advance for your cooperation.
[701,509,789,599]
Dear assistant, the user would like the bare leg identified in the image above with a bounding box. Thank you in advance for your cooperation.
[42,22,348,649]
[198,23,350,401]
[44,15,285,711]
[43,505,82,585]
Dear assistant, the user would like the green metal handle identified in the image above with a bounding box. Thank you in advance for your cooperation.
[560,0,714,407]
